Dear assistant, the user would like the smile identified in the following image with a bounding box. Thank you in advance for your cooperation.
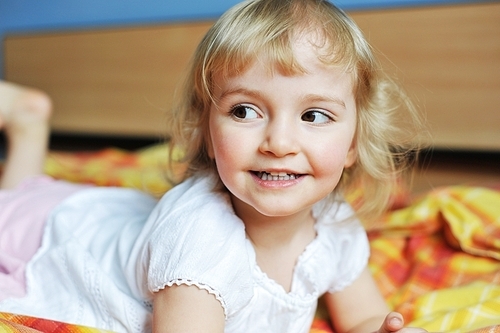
[254,171,300,181]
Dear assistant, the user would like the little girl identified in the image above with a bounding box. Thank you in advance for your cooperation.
[0,0,429,332]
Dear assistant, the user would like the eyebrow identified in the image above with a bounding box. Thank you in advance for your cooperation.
[218,87,262,101]
[219,87,347,109]
[302,93,346,109]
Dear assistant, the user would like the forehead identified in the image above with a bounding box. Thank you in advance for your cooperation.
[217,33,354,87]
[210,42,356,116]
[220,36,354,94]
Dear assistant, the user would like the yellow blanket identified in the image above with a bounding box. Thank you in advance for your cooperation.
[369,186,500,332]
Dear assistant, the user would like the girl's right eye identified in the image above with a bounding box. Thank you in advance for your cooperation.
[230,105,259,120]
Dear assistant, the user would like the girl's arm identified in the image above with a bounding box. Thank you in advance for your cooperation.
[324,268,427,333]
[153,284,225,333]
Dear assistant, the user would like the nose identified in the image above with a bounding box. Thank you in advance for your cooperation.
[259,117,300,157]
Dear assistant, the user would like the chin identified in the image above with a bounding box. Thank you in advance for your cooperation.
[253,205,309,219]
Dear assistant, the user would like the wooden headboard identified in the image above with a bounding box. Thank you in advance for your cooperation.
[5,21,212,138]
[4,2,500,150]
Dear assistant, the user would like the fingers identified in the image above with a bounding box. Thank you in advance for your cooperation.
[379,312,404,333]
[378,312,428,333]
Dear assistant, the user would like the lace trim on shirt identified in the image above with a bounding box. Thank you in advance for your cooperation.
[154,278,228,319]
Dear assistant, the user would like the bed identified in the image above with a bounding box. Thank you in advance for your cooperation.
[0,143,499,332]
[1,1,499,331]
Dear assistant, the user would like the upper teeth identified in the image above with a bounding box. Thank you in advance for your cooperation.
[258,171,296,181]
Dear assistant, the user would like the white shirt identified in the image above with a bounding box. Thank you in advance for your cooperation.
[0,174,369,333]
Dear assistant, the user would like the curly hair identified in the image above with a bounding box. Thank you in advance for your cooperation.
[166,0,428,220]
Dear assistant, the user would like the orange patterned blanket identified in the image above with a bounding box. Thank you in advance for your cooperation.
[1,144,499,332]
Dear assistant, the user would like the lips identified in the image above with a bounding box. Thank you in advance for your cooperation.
[254,171,299,181]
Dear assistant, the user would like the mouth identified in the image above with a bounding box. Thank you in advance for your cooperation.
[253,171,302,181]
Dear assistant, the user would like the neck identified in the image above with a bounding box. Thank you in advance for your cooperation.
[245,210,315,249]
[231,196,317,292]
[231,194,315,247]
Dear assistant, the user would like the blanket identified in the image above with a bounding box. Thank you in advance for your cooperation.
[0,312,112,333]
[1,144,499,332]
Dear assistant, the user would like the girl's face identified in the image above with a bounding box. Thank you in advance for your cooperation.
[207,36,357,222]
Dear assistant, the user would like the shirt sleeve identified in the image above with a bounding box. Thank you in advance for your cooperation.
[327,220,370,293]
[142,176,254,319]
[314,200,370,294]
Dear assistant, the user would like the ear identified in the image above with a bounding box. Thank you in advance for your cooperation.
[344,141,357,168]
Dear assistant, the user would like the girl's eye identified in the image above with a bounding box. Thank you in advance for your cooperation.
[230,105,259,120]
[301,110,333,124]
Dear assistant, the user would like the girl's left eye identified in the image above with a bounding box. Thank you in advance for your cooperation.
[230,105,259,120]
[301,110,333,124]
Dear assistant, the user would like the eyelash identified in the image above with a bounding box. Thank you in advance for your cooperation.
[229,104,259,119]
[301,109,335,124]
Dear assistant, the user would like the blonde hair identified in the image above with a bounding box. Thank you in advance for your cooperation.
[167,0,427,220]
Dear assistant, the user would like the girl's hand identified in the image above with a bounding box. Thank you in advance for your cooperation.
[376,312,427,333]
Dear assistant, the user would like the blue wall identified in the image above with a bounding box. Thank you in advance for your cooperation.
[0,0,494,78]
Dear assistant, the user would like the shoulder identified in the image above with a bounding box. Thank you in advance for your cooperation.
[311,198,370,293]
[145,175,244,242]
[151,175,234,225]
[142,174,253,317]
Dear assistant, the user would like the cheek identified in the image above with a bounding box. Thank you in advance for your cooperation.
[313,137,355,178]
[211,127,234,159]
[210,129,243,176]
[208,114,243,184]
[316,152,346,177]
[210,135,248,196]
[209,112,251,167]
